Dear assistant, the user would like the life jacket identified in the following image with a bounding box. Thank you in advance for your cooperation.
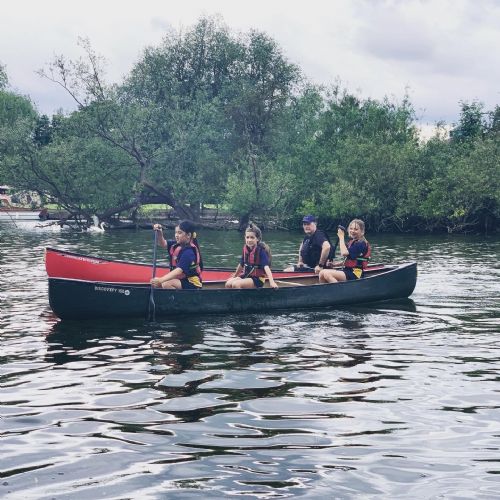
[241,244,266,278]
[300,229,336,267]
[169,242,202,278]
[344,239,371,270]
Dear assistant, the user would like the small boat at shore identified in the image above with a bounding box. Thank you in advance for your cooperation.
[1,186,56,223]
[0,208,45,221]
[44,247,387,283]
[48,262,417,320]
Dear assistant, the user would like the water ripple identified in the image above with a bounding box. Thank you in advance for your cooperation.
[1,226,499,498]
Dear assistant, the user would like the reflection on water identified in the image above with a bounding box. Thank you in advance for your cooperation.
[1,223,499,498]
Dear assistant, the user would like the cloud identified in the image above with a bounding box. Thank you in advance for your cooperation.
[356,11,436,62]
[1,0,498,123]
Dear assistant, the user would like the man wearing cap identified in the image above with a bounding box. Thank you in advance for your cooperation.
[284,215,332,274]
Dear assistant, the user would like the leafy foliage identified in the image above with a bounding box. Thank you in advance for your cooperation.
[0,19,498,233]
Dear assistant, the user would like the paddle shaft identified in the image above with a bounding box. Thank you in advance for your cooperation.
[4,210,19,228]
[275,280,306,286]
[148,230,159,321]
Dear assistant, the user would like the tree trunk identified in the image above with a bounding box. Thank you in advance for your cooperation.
[174,204,197,221]
[142,181,199,221]
[238,213,250,232]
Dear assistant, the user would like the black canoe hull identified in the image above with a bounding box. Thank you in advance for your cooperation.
[48,262,417,320]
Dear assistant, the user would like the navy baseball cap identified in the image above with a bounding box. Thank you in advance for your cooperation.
[302,215,317,223]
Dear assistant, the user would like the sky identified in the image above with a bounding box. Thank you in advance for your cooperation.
[2,0,500,131]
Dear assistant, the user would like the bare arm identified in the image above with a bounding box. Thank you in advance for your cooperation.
[314,241,332,274]
[320,240,331,263]
[337,228,349,256]
[151,267,183,287]
[232,263,243,278]
[297,242,304,266]
[153,224,167,248]
[264,265,278,289]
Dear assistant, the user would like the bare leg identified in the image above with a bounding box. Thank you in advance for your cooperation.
[225,277,240,288]
[319,269,347,283]
[226,277,256,289]
[161,279,183,289]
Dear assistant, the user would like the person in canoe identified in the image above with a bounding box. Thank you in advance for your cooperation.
[284,215,333,274]
[319,219,371,283]
[225,222,278,289]
[151,220,203,289]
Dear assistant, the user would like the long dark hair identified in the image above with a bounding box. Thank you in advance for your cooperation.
[246,222,272,263]
[178,220,203,270]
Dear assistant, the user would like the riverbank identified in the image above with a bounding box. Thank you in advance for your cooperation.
[35,206,498,235]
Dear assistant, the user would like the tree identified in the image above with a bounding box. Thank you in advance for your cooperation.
[1,109,140,224]
[122,17,238,217]
[0,63,8,90]
[288,88,419,230]
[419,125,499,233]
[223,30,302,225]
[37,18,302,225]
[450,101,486,143]
[37,38,186,221]
[38,21,246,221]
[0,81,38,185]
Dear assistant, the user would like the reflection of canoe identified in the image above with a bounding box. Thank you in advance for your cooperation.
[44,247,386,283]
[48,262,417,320]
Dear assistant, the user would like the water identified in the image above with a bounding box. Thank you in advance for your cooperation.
[1,222,499,499]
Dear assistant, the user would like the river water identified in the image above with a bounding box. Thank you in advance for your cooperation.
[1,222,499,499]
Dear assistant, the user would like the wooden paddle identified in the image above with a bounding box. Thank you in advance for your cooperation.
[147,230,159,321]
[275,280,306,286]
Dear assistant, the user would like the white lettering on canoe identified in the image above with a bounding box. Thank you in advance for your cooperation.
[94,285,131,296]
[64,255,103,264]
[94,285,130,297]
[95,285,118,293]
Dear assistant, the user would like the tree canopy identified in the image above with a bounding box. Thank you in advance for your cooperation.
[0,19,498,233]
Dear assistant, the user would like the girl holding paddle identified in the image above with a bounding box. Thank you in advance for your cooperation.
[225,223,278,289]
[151,220,203,289]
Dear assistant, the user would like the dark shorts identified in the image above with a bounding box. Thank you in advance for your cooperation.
[180,278,201,290]
[343,268,363,281]
[240,275,265,288]
[293,265,315,272]
[251,276,265,288]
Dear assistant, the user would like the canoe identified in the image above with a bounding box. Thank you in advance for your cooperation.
[44,247,386,283]
[48,262,417,320]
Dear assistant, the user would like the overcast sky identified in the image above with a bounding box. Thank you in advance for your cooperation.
[2,0,499,128]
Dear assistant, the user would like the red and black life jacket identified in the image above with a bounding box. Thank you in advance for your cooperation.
[344,239,371,270]
[169,242,202,278]
[241,244,266,278]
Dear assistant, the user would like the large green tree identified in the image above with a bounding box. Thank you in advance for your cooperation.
[416,103,500,232]
[282,88,420,230]
[0,73,38,188]
[121,16,238,218]
[223,30,302,227]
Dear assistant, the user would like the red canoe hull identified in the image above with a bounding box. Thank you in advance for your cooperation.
[44,247,324,283]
